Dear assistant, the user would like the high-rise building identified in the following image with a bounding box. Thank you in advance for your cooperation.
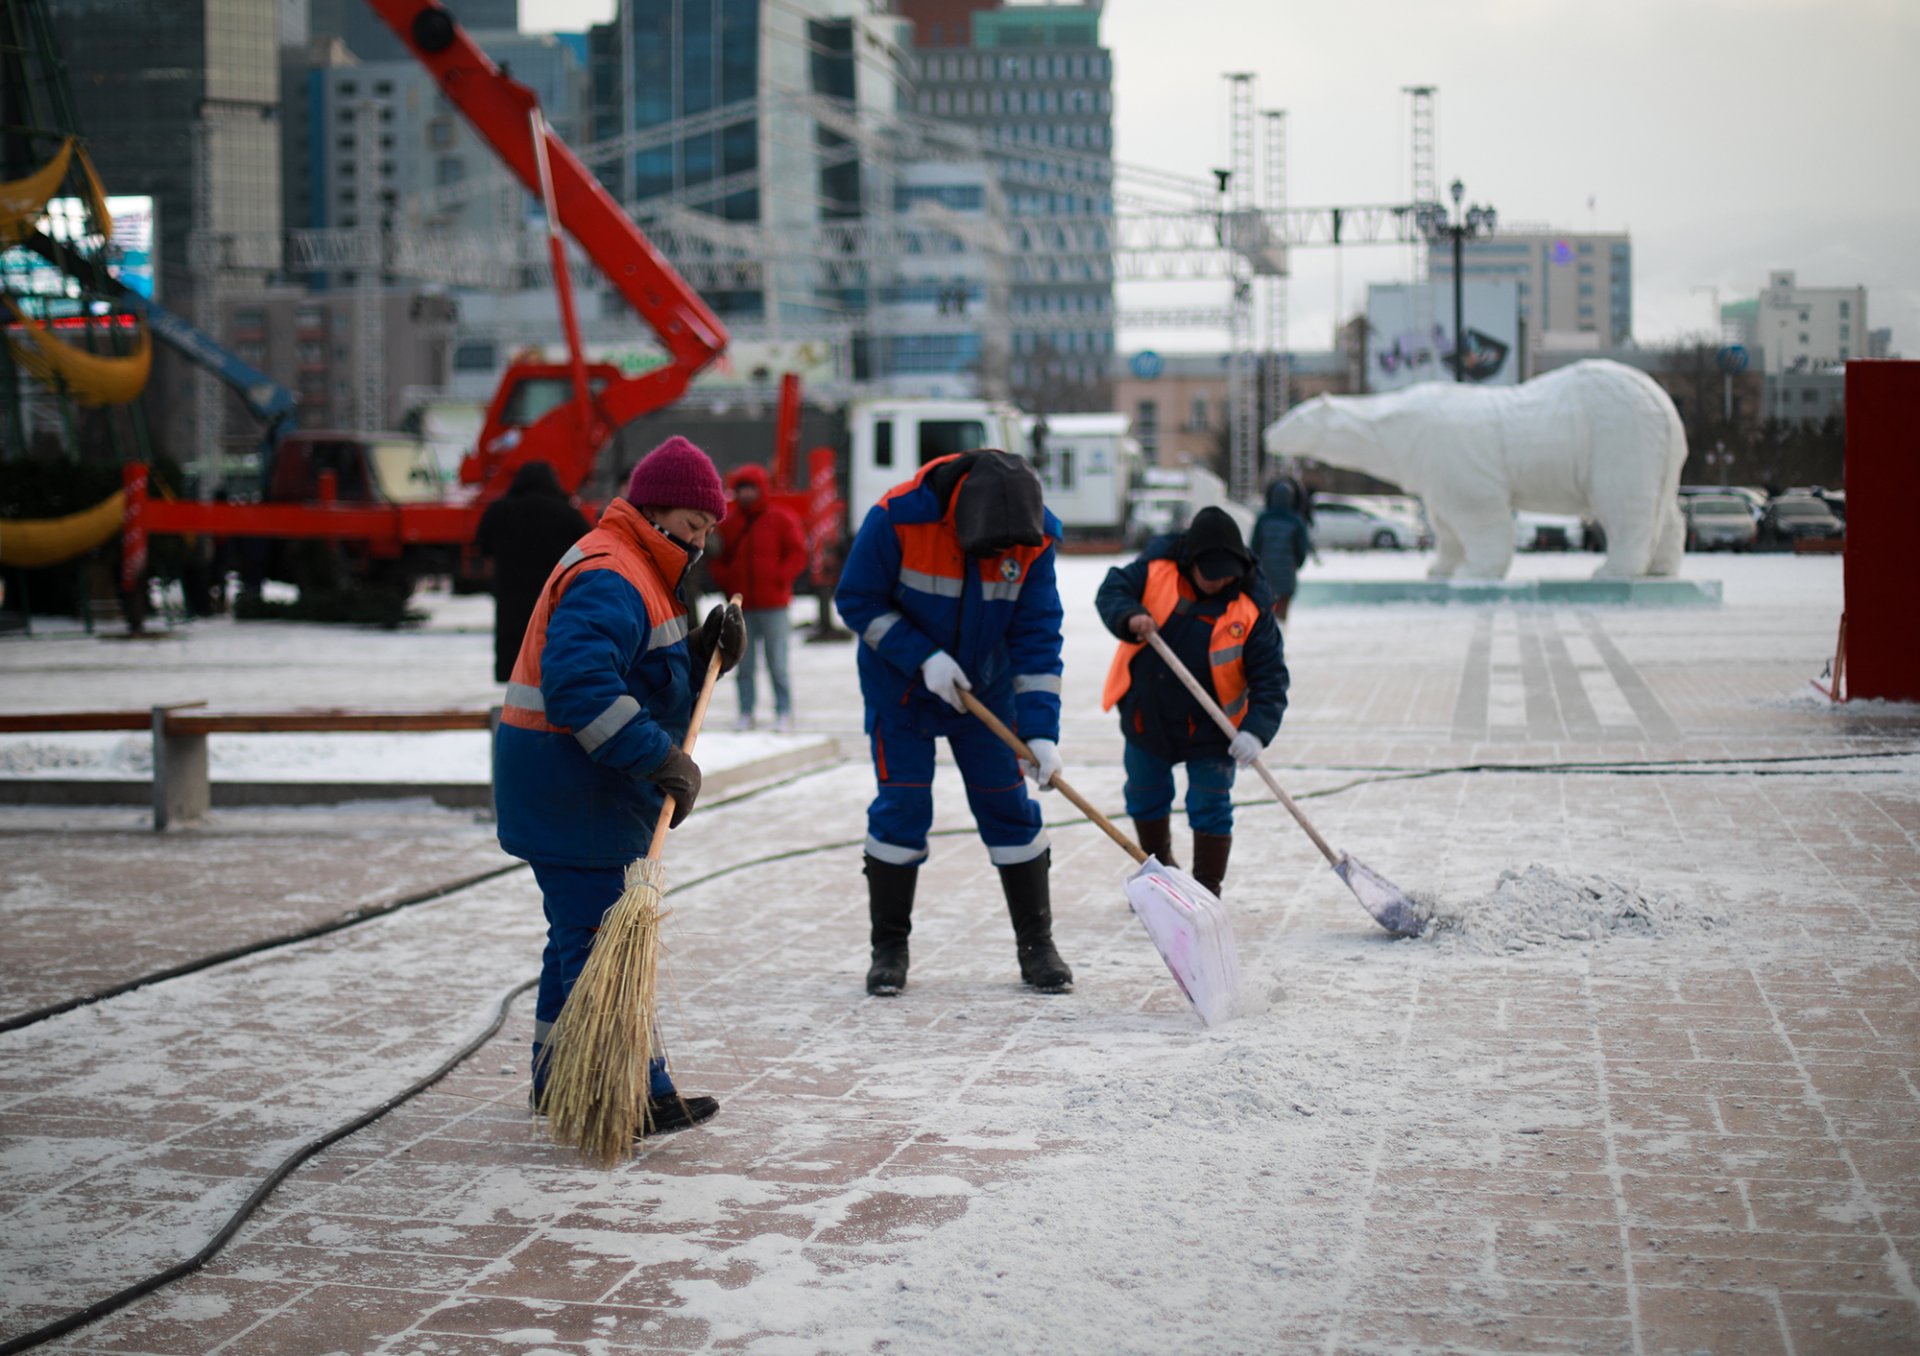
[1430,229,1632,360]
[50,0,283,462]
[900,0,1115,410]
[589,0,912,335]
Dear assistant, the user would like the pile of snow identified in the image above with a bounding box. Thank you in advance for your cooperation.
[1412,863,1723,954]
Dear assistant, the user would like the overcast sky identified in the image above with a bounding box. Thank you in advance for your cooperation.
[522,0,1919,358]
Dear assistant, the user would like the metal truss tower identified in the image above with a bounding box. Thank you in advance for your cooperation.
[1404,85,1438,277]
[1260,109,1289,450]
[1224,72,1258,503]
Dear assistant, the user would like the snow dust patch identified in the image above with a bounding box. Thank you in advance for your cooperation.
[1409,863,1725,955]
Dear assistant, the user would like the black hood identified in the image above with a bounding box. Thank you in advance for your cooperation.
[927,450,1046,556]
[1180,506,1254,574]
[508,460,564,497]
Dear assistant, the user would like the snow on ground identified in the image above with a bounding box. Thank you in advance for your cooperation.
[4,548,1918,1353]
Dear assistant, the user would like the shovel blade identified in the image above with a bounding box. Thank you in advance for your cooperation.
[1333,853,1427,938]
[1124,856,1246,1026]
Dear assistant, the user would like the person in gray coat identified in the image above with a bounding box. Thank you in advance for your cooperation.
[1250,477,1312,621]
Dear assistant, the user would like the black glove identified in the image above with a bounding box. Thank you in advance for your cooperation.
[687,601,746,676]
[645,747,703,828]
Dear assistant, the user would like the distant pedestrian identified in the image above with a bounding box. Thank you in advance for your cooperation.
[706,464,809,731]
[1097,507,1289,900]
[475,461,590,684]
[1251,477,1312,622]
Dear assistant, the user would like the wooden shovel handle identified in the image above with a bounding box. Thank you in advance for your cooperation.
[1142,628,1341,867]
[957,688,1147,865]
[646,593,740,858]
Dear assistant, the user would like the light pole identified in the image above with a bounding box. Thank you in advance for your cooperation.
[1428,179,1496,381]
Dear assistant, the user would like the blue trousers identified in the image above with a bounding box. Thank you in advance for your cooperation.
[1122,741,1238,835]
[529,861,674,1101]
[865,699,1049,866]
[736,607,793,718]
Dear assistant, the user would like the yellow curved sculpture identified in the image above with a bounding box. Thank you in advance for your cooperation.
[0,137,74,246]
[3,299,151,406]
[0,490,125,568]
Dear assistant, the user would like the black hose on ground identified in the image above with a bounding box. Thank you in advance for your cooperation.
[0,977,539,1356]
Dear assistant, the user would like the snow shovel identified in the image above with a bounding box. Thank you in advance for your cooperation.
[958,688,1247,1026]
[1143,630,1425,937]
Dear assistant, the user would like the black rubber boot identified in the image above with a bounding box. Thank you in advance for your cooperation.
[864,854,918,995]
[1192,832,1233,899]
[645,1093,720,1133]
[1000,850,1073,993]
[1133,816,1177,869]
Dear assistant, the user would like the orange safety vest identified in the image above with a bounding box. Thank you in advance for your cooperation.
[883,455,1052,605]
[1102,558,1260,727]
[499,498,690,738]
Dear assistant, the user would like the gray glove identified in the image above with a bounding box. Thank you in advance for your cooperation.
[1228,731,1264,767]
[645,747,702,827]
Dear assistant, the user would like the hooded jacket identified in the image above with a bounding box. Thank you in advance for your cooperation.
[474,461,591,683]
[1095,508,1289,763]
[707,464,809,610]
[1250,478,1311,598]
[835,451,1064,742]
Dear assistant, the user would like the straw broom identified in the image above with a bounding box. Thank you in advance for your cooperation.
[536,595,736,1167]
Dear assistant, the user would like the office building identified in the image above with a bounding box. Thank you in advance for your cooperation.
[1748,270,1869,374]
[50,0,283,462]
[899,0,1115,409]
[1429,229,1631,361]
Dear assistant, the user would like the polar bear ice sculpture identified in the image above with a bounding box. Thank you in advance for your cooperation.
[1265,359,1688,580]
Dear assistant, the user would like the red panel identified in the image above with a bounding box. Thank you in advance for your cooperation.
[1842,360,1920,701]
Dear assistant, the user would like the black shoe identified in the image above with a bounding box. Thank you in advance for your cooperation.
[867,938,909,996]
[645,1093,720,1134]
[865,854,918,996]
[1000,850,1073,993]
[527,1088,720,1135]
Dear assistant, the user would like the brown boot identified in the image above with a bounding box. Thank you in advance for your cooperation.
[1133,817,1176,868]
[1191,832,1233,899]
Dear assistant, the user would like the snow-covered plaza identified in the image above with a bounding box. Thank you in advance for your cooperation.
[2,550,1916,1354]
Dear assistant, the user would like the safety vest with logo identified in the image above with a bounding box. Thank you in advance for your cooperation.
[1102,558,1259,728]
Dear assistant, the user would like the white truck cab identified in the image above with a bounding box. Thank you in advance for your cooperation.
[846,398,1030,523]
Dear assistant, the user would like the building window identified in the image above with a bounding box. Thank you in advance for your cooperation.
[1187,395,1208,430]
[1839,300,1850,318]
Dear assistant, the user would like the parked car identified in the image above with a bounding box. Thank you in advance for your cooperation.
[1309,497,1424,550]
[1758,494,1844,549]
[1513,511,1585,551]
[1683,494,1758,551]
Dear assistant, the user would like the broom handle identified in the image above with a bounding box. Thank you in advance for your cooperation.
[1142,629,1341,867]
[645,593,742,859]
[957,688,1147,865]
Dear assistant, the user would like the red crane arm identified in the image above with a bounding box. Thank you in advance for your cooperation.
[364,0,728,402]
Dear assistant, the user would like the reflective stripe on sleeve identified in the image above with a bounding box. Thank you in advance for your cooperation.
[899,566,964,598]
[1012,673,1062,695]
[864,610,903,648]
[981,580,1023,602]
[504,681,546,713]
[575,693,641,753]
[645,612,691,652]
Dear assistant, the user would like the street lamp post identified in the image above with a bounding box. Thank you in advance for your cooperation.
[1430,179,1497,382]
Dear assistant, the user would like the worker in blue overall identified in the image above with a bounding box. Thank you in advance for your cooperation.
[495,435,744,1134]
[834,449,1071,997]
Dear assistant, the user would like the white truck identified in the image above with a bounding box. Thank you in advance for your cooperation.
[845,397,1031,522]
[1028,412,1140,541]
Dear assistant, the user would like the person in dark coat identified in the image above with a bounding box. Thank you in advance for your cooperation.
[1095,506,1289,899]
[1250,477,1312,621]
[475,461,592,683]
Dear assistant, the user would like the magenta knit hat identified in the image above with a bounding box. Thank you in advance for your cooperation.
[625,436,727,521]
